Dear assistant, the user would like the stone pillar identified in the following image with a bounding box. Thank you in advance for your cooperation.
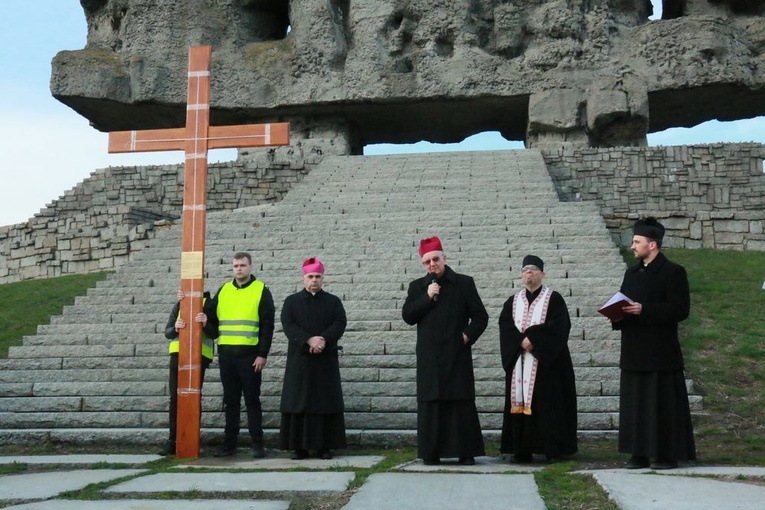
[526,88,589,150]
[586,76,649,148]
[235,116,358,204]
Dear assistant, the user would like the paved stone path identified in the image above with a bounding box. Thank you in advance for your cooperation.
[2,454,764,509]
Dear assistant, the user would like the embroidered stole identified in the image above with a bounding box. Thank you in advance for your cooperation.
[510,285,553,415]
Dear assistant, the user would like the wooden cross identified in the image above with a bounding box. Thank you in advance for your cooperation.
[108,45,289,459]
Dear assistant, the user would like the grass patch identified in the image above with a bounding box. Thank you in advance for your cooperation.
[536,461,619,510]
[0,462,27,475]
[0,271,109,358]
[347,446,416,489]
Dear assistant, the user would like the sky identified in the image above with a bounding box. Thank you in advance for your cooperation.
[1,1,763,227]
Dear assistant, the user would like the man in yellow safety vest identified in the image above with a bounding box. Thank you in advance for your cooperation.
[208,252,275,458]
[158,290,217,456]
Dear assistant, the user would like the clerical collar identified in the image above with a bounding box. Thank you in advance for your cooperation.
[525,286,543,302]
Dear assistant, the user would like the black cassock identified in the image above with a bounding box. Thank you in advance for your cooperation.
[498,287,578,458]
[279,289,347,451]
[402,265,489,460]
[613,252,695,461]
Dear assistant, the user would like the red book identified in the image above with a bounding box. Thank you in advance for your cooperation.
[598,292,633,321]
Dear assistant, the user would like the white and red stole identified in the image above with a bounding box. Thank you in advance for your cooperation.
[510,285,553,415]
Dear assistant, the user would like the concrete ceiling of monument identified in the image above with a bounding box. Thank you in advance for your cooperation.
[52,0,765,147]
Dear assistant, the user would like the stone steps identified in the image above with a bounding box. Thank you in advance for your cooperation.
[83,279,622,297]
[8,333,623,360]
[16,329,621,353]
[0,409,631,431]
[0,364,626,389]
[0,149,701,444]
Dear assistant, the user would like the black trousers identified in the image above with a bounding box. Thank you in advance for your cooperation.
[168,353,211,442]
[218,351,264,446]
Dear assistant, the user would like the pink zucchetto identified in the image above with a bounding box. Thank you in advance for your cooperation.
[302,257,325,274]
[419,236,443,257]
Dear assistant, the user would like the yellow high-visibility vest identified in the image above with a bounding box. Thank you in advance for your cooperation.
[216,280,265,346]
[169,298,214,360]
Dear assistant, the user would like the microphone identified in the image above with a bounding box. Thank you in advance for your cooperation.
[431,275,438,302]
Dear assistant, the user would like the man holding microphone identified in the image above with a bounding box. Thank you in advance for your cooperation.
[402,236,489,466]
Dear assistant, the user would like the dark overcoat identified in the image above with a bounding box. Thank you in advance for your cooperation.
[613,252,691,371]
[402,265,489,402]
[280,289,347,414]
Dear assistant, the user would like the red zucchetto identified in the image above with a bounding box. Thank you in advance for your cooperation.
[418,236,443,257]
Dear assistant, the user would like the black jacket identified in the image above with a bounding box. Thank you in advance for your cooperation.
[164,291,217,340]
[402,265,489,401]
[279,289,347,413]
[613,252,691,371]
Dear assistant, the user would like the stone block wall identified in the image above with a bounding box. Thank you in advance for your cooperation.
[543,143,765,250]
[0,120,354,284]
[3,141,763,284]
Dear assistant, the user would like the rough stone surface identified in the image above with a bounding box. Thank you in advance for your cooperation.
[0,151,640,442]
[104,471,355,494]
[0,119,351,283]
[50,1,765,150]
[343,473,546,510]
[0,469,145,500]
[2,143,761,284]
[543,143,765,250]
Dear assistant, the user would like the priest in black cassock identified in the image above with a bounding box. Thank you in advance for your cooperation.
[279,257,347,460]
[498,255,578,463]
[402,236,489,466]
[612,218,695,470]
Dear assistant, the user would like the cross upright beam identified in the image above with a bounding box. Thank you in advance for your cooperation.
[108,45,289,459]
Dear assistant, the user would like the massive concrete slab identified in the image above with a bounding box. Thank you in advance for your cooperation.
[585,465,765,477]
[182,454,383,470]
[105,471,355,494]
[591,470,765,510]
[341,472,545,510]
[397,456,543,473]
[3,501,288,510]
[0,469,144,500]
[0,454,159,465]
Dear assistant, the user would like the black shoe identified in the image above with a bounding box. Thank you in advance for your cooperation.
[422,458,440,465]
[625,455,649,469]
[251,446,266,458]
[650,459,678,470]
[458,456,475,465]
[510,454,533,464]
[157,440,175,456]
[291,449,309,460]
[318,449,333,460]
[214,443,237,457]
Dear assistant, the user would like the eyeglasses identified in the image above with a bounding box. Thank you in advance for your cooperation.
[521,265,541,273]
[422,256,442,266]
